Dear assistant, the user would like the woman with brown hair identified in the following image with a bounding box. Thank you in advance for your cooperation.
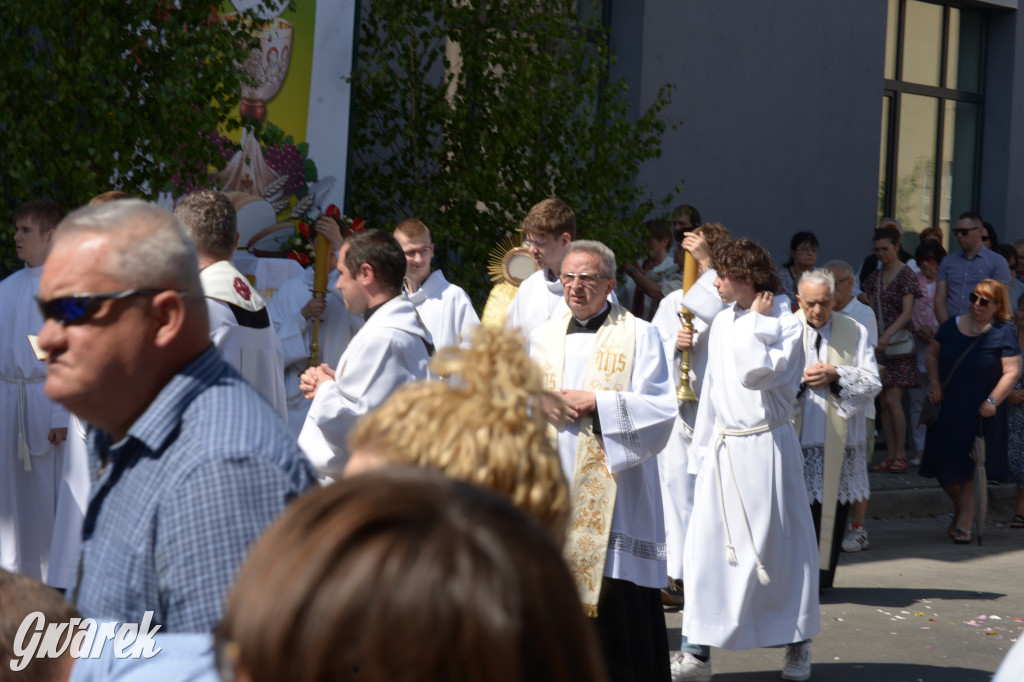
[862,226,922,474]
[921,279,1021,544]
[215,467,609,682]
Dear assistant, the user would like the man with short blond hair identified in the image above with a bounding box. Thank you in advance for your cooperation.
[0,199,69,585]
[393,218,478,350]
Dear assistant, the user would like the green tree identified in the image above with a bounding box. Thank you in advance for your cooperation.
[0,1,278,273]
[348,0,679,302]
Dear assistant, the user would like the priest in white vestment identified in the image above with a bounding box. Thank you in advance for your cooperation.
[394,219,479,350]
[683,238,820,682]
[298,230,431,481]
[794,269,881,590]
[268,218,363,436]
[175,190,288,419]
[528,241,676,682]
[1,200,68,583]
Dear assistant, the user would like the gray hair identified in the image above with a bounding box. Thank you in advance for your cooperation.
[823,259,854,279]
[54,199,201,293]
[173,189,237,261]
[797,268,835,297]
[563,240,616,278]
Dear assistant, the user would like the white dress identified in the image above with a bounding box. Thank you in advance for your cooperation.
[405,269,479,350]
[201,260,288,420]
[796,316,881,505]
[267,269,363,436]
[0,266,69,582]
[48,414,90,588]
[650,269,725,580]
[298,296,432,479]
[682,295,821,650]
[527,311,677,589]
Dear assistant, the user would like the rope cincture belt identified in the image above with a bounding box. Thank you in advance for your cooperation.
[0,374,50,471]
[713,416,791,587]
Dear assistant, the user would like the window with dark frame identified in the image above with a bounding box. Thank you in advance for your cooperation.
[878,0,984,242]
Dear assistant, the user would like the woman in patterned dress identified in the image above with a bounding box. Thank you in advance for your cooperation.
[862,226,921,474]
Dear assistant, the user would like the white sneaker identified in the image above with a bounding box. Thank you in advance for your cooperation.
[781,641,811,681]
[840,525,869,552]
[670,651,712,682]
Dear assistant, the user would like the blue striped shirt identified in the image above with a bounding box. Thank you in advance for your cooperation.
[72,346,317,632]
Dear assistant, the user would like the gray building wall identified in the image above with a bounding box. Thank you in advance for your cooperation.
[612,0,1024,265]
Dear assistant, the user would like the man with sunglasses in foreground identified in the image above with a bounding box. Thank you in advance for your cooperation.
[0,200,69,586]
[934,211,1012,324]
[36,200,317,632]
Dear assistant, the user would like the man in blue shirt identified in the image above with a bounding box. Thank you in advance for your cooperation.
[935,211,1012,322]
[35,199,317,632]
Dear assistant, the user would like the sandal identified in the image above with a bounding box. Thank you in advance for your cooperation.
[887,458,909,474]
[1011,513,1024,529]
[952,528,971,545]
[870,459,893,472]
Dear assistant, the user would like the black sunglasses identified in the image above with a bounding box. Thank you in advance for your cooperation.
[953,227,979,236]
[37,289,182,326]
[969,292,992,307]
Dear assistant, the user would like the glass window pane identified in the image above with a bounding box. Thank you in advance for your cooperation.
[885,0,899,80]
[942,101,979,231]
[948,9,983,92]
[894,94,938,232]
[879,96,891,221]
[902,0,943,86]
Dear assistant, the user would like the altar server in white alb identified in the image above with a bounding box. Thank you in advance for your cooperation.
[506,198,617,338]
[393,218,479,350]
[298,229,431,480]
[683,238,819,682]
[649,223,730,682]
[793,269,881,591]
[528,240,676,682]
[0,200,68,583]
[268,216,363,436]
[174,190,287,419]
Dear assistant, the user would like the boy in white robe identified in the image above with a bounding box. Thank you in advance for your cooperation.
[393,219,479,350]
[298,230,431,480]
[268,217,363,436]
[175,190,288,419]
[506,198,616,337]
[528,241,677,682]
[683,238,820,682]
[0,200,68,583]
[794,269,881,591]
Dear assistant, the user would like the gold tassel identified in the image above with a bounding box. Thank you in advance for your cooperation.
[582,603,599,619]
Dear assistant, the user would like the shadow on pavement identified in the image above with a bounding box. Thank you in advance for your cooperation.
[713,663,992,681]
[822,587,1005,608]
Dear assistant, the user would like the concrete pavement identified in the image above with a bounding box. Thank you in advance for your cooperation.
[664,487,1023,681]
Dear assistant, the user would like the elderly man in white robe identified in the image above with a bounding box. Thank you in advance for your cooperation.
[175,190,288,419]
[298,229,431,481]
[794,269,881,591]
[0,200,68,583]
[683,238,820,682]
[528,240,676,682]
[268,217,363,436]
[393,218,479,350]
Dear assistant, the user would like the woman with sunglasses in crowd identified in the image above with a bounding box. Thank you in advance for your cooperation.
[920,279,1021,544]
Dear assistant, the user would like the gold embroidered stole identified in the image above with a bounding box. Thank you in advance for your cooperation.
[535,305,635,617]
[796,311,855,569]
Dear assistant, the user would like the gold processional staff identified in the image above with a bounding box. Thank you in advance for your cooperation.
[676,250,699,403]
